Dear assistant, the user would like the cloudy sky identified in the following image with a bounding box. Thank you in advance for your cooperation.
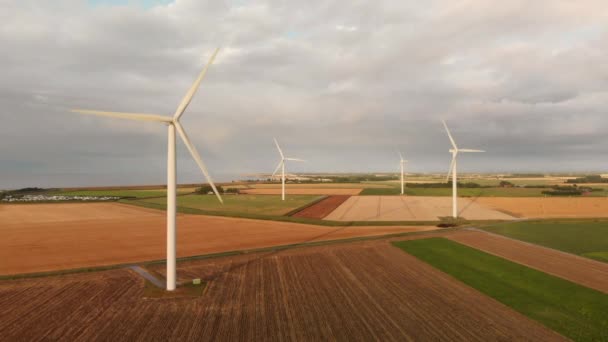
[1,0,607,188]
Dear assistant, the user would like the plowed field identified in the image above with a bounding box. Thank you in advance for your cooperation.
[0,242,565,341]
[292,195,351,219]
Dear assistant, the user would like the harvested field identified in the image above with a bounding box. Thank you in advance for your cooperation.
[291,195,351,219]
[325,196,516,221]
[0,203,434,275]
[448,229,608,293]
[0,242,564,341]
[240,188,362,195]
[478,197,608,218]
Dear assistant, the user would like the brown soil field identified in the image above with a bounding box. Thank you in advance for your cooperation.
[0,241,565,341]
[325,196,517,221]
[0,203,434,275]
[240,188,362,195]
[448,229,608,293]
[477,197,608,218]
[291,195,351,219]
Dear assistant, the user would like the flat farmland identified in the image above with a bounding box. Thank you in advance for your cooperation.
[325,196,516,221]
[291,195,351,219]
[135,194,322,216]
[0,203,434,275]
[246,182,392,189]
[0,242,564,341]
[240,188,362,195]
[477,197,608,218]
[448,230,608,293]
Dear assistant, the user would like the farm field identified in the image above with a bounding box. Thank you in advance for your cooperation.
[479,220,608,262]
[362,186,608,197]
[477,197,608,218]
[0,203,434,275]
[0,241,564,341]
[291,195,351,219]
[324,196,516,221]
[134,194,322,216]
[394,238,608,341]
[50,188,193,199]
[239,182,392,189]
[239,188,362,195]
[448,230,608,293]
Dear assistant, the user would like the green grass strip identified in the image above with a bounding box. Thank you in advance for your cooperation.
[393,238,608,342]
[480,220,608,263]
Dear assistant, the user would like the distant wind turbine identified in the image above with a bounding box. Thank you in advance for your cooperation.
[272,138,305,200]
[399,152,408,195]
[442,120,485,218]
[71,48,223,291]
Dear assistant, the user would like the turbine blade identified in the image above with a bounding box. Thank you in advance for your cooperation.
[272,161,282,177]
[173,48,220,121]
[285,158,305,162]
[71,109,171,123]
[459,149,485,153]
[273,138,284,159]
[442,120,458,150]
[399,151,404,161]
[446,156,456,182]
[174,122,223,204]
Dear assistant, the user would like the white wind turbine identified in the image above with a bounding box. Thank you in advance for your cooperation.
[72,48,223,291]
[442,120,485,218]
[399,152,408,195]
[272,138,305,201]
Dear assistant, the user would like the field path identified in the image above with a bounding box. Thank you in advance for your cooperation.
[448,229,608,293]
[0,241,566,341]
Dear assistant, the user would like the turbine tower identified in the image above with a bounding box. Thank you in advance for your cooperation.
[399,152,408,195]
[71,48,223,291]
[272,138,305,200]
[442,120,484,218]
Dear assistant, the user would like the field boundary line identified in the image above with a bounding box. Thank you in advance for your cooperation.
[284,195,329,216]
[465,227,608,267]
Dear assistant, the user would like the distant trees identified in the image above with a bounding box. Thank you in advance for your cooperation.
[566,175,608,184]
[195,185,224,194]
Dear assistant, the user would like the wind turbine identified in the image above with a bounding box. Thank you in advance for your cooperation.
[272,138,305,200]
[399,152,408,195]
[71,48,223,291]
[442,120,484,218]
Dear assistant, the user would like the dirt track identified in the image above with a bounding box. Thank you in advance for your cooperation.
[0,242,565,341]
[240,188,362,195]
[0,203,434,275]
[292,195,351,219]
[478,197,608,218]
[448,230,608,293]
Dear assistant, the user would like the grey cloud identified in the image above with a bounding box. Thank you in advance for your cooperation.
[1,0,608,188]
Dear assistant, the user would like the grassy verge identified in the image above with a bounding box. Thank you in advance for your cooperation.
[479,220,608,263]
[393,238,608,341]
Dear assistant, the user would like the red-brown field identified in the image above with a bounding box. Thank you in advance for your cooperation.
[291,195,351,219]
[0,203,434,275]
[0,241,565,341]
[448,229,608,293]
